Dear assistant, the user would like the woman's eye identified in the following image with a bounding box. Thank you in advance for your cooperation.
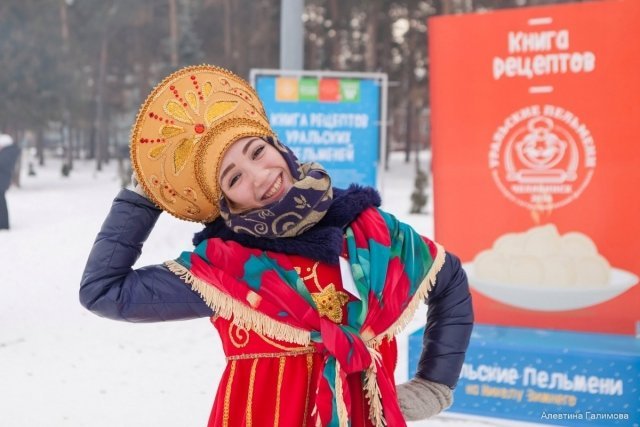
[251,145,265,160]
[229,173,240,188]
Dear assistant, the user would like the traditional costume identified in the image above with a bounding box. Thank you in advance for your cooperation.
[80,65,473,427]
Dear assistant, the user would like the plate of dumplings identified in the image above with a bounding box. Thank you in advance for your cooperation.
[463,224,638,311]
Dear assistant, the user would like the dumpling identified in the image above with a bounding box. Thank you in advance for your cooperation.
[508,255,543,286]
[474,250,509,283]
[574,255,610,287]
[560,232,598,257]
[541,255,576,287]
[524,224,561,256]
[493,232,525,255]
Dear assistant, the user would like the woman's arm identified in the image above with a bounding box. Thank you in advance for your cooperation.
[79,189,213,322]
[418,251,474,387]
[397,251,473,420]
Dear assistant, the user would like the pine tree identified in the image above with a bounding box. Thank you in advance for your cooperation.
[410,166,429,214]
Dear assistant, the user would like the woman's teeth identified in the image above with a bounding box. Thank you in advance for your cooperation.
[263,175,282,199]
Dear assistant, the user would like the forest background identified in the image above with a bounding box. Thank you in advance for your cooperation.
[0,0,584,176]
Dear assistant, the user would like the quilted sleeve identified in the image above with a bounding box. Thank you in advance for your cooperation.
[416,251,474,388]
[79,189,213,322]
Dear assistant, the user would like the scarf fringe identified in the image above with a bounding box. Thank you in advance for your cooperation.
[165,260,311,346]
[311,403,321,427]
[364,348,387,427]
[335,361,349,427]
[369,243,446,347]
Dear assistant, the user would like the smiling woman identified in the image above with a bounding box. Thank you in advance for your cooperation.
[219,137,294,211]
[218,135,333,238]
[79,64,473,427]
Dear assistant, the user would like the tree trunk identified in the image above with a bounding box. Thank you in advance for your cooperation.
[440,0,454,14]
[36,128,45,166]
[223,0,233,65]
[95,31,109,171]
[364,1,379,71]
[60,0,72,172]
[404,54,413,163]
[328,0,342,70]
[404,16,421,163]
[169,0,178,67]
[405,100,413,163]
[382,5,392,170]
[232,1,246,75]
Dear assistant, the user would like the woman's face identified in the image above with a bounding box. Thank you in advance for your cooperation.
[219,137,294,212]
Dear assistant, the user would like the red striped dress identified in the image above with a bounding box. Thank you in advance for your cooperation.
[207,253,397,427]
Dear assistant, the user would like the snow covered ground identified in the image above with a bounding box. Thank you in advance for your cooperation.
[0,152,542,427]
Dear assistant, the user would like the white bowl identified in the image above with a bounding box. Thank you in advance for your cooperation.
[462,263,639,311]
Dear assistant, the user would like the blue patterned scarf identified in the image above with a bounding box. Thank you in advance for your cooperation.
[218,137,333,238]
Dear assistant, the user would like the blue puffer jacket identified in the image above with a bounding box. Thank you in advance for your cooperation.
[79,189,473,388]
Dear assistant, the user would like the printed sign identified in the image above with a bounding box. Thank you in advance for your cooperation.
[430,0,640,335]
[254,73,382,189]
[409,325,640,426]
[489,105,596,211]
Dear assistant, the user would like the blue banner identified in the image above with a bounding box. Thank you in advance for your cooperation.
[409,325,640,426]
[255,75,381,189]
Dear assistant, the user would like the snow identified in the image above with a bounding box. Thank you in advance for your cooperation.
[0,152,542,427]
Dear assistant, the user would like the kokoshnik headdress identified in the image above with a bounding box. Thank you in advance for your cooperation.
[130,65,276,222]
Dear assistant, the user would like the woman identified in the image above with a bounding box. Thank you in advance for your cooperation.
[80,65,473,427]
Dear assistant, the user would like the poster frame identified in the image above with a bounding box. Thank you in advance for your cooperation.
[250,68,388,192]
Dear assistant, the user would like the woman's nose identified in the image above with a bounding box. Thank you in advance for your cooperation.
[251,167,269,188]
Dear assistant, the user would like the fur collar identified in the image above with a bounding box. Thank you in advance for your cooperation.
[192,184,381,264]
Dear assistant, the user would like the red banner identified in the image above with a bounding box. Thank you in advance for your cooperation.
[430,0,640,335]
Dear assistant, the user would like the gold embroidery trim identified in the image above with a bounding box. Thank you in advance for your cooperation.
[229,323,250,348]
[310,284,349,324]
[297,261,349,324]
[273,357,286,427]
[164,99,194,124]
[298,261,322,291]
[246,358,259,427]
[194,119,274,220]
[223,360,237,427]
[226,347,315,361]
[255,330,312,351]
[302,353,314,427]
[173,137,195,174]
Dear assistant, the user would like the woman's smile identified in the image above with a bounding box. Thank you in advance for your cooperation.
[262,172,284,201]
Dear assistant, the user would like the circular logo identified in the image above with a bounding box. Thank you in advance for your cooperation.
[489,105,596,211]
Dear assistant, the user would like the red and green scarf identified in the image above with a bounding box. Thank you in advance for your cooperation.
[166,207,444,426]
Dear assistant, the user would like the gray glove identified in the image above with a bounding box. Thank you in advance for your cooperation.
[130,172,150,199]
[396,377,453,421]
